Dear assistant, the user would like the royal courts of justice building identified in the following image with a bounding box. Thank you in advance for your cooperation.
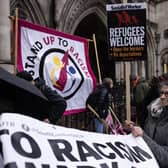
[0,0,168,81]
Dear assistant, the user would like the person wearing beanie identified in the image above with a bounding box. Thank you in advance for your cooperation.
[16,70,67,124]
[87,77,113,133]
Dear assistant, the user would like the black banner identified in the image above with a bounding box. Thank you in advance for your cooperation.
[106,3,147,62]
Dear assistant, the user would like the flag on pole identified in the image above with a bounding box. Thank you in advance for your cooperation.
[17,19,97,115]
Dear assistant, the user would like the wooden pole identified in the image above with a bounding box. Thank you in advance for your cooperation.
[164,64,167,73]
[109,106,121,125]
[122,0,131,121]
[125,62,131,121]
[93,34,102,84]
[8,16,15,57]
[14,8,19,74]
[123,0,127,3]
[87,104,108,133]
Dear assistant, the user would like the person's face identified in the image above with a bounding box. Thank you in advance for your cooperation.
[160,85,168,106]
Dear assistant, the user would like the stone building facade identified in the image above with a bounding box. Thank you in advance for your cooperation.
[0,0,168,81]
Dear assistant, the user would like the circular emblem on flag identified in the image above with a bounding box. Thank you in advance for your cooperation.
[39,48,84,99]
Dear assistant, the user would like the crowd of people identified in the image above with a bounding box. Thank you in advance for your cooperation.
[124,73,168,168]
[128,78,168,168]
[1,67,168,167]
[87,73,168,167]
[131,73,168,127]
[0,69,67,125]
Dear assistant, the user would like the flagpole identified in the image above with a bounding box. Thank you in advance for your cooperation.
[87,104,108,133]
[14,8,19,74]
[8,16,15,60]
[109,106,121,125]
[93,34,102,84]
[121,0,131,122]
[164,64,167,73]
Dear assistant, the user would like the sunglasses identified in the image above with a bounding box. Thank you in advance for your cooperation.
[160,91,168,97]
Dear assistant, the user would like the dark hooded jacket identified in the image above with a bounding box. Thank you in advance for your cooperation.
[143,98,168,168]
[14,77,67,124]
[135,77,150,104]
[94,84,113,119]
[14,71,67,124]
[34,78,67,123]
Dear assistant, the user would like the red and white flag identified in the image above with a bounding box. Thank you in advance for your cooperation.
[17,19,96,115]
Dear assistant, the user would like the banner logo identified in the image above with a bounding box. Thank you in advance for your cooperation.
[115,11,138,26]
[39,48,84,99]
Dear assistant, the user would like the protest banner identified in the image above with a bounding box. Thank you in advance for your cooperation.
[106,2,147,121]
[0,113,159,168]
[16,19,96,115]
[106,3,147,62]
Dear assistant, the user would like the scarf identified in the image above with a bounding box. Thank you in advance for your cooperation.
[150,98,163,118]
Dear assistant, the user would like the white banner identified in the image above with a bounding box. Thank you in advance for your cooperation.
[17,19,97,115]
[0,113,159,168]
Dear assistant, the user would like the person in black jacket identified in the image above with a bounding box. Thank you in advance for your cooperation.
[16,71,67,124]
[134,76,150,127]
[94,77,113,133]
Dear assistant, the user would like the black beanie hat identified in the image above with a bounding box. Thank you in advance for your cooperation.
[16,71,33,82]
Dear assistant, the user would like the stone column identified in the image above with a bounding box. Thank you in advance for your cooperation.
[115,62,120,81]
[137,61,146,78]
[0,0,13,72]
[115,62,124,81]
[131,61,138,77]
[120,62,124,80]
[141,61,146,78]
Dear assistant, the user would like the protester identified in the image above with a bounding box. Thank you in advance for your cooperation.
[145,76,160,106]
[92,77,113,133]
[126,80,168,168]
[16,71,67,124]
[143,76,160,126]
[134,76,150,127]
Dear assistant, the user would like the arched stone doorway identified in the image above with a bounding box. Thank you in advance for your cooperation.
[60,0,115,82]
[10,0,48,67]
[74,13,115,82]
[10,0,47,25]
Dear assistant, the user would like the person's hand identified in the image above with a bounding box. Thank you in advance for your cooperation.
[43,118,50,123]
[124,120,135,127]
[123,120,135,132]
[123,120,143,137]
[130,126,144,137]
